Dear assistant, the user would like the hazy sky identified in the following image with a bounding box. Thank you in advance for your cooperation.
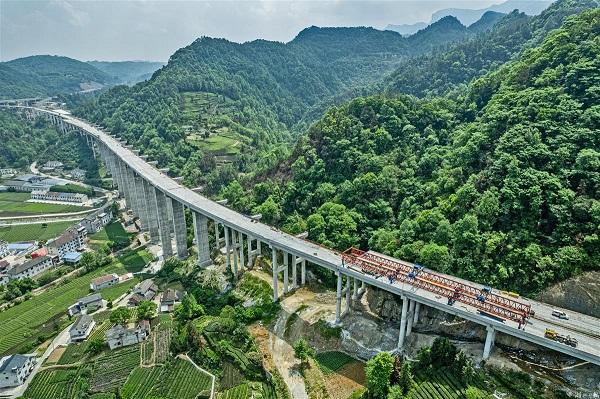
[1,0,517,62]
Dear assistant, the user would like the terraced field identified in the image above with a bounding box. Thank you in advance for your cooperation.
[0,220,76,242]
[23,366,89,399]
[90,345,141,392]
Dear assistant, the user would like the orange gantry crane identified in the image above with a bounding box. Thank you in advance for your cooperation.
[341,247,532,327]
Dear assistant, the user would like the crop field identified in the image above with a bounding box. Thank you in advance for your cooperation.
[0,250,146,356]
[0,220,76,242]
[121,366,164,399]
[154,316,172,364]
[220,383,250,399]
[408,369,484,399]
[315,351,355,373]
[23,366,89,399]
[90,345,141,392]
[89,221,131,248]
[0,192,88,217]
[122,358,212,399]
[140,337,155,366]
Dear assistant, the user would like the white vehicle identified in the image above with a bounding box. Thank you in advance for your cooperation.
[552,309,569,320]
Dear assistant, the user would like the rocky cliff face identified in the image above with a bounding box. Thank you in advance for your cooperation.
[537,271,600,318]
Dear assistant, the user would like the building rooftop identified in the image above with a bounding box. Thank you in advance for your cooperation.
[70,314,93,334]
[63,252,82,262]
[135,279,157,295]
[79,293,102,305]
[8,256,50,276]
[92,274,118,286]
[161,288,182,303]
[0,354,34,373]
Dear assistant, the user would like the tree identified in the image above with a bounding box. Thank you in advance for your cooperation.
[174,294,205,321]
[387,385,404,399]
[293,338,315,367]
[366,352,394,399]
[109,307,132,325]
[397,362,414,394]
[137,300,157,320]
[86,338,106,355]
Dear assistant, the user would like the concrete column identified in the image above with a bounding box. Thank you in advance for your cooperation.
[413,302,421,326]
[257,240,262,255]
[345,276,351,314]
[335,272,342,325]
[271,246,278,302]
[292,254,297,289]
[247,236,253,267]
[224,226,231,271]
[133,174,149,231]
[193,212,211,267]
[232,229,239,277]
[142,180,160,243]
[239,232,245,270]
[301,259,306,285]
[214,222,221,251]
[154,188,173,259]
[119,162,134,211]
[483,326,496,360]
[406,299,416,337]
[283,253,289,294]
[352,278,359,301]
[397,296,409,349]
[170,198,188,259]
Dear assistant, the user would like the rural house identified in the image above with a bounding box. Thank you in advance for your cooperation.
[69,314,96,342]
[47,226,87,259]
[90,274,119,291]
[160,288,183,313]
[68,293,103,316]
[0,354,36,388]
[7,255,57,280]
[0,240,8,259]
[105,320,150,350]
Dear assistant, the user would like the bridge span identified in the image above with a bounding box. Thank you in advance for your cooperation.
[7,105,600,366]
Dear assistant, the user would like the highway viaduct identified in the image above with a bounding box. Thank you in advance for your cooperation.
[6,105,600,366]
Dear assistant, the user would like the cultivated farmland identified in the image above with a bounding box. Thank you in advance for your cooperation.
[0,192,90,217]
[0,220,76,242]
[0,250,145,355]
[90,345,140,392]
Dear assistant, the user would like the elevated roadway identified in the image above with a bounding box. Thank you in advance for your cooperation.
[7,105,600,366]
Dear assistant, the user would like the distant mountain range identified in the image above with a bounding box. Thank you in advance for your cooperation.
[386,0,554,35]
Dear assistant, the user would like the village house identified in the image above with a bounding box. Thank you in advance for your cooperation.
[31,189,88,204]
[81,208,113,234]
[71,168,86,180]
[41,161,64,172]
[90,273,119,291]
[160,288,183,313]
[68,293,103,316]
[0,354,36,388]
[105,320,150,350]
[7,255,57,280]
[0,240,8,259]
[0,168,18,177]
[47,226,87,260]
[69,314,95,342]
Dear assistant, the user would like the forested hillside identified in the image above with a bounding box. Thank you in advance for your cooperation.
[225,9,600,295]
[74,15,502,189]
[87,60,164,84]
[0,55,114,99]
[385,0,599,97]
[0,111,97,175]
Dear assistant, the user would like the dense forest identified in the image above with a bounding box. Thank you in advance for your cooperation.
[0,111,97,175]
[0,55,114,99]
[73,13,504,188]
[385,0,600,97]
[222,8,600,295]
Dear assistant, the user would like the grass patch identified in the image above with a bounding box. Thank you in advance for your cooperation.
[0,220,76,242]
[0,249,146,356]
[89,221,132,247]
[315,319,342,340]
[0,192,90,217]
[315,351,355,374]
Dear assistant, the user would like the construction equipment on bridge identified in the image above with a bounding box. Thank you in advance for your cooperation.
[341,247,532,326]
[544,328,578,347]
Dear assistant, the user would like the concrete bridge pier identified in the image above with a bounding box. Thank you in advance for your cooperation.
[406,299,416,337]
[483,326,496,361]
[238,232,245,271]
[271,246,279,302]
[142,180,161,244]
[344,276,351,315]
[169,198,188,259]
[224,226,231,272]
[231,229,239,277]
[214,221,225,253]
[413,302,421,326]
[291,254,298,289]
[154,188,173,259]
[133,174,150,232]
[301,258,306,285]
[192,211,211,267]
[335,272,343,325]
[283,252,289,294]
[397,295,409,350]
[118,161,133,212]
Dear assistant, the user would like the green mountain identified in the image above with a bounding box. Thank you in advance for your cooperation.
[87,61,165,84]
[0,55,114,99]
[75,19,501,186]
[229,8,600,295]
[385,0,599,97]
